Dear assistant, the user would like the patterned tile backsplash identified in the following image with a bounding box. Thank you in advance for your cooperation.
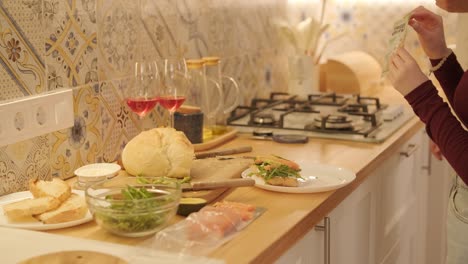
[0,0,457,195]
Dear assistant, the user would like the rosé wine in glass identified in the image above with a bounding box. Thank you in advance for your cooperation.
[161,57,188,127]
[158,96,186,112]
[125,61,159,122]
[126,97,159,118]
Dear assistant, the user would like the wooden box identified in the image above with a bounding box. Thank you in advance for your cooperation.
[320,51,382,94]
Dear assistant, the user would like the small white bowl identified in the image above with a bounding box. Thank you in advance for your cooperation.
[74,163,121,188]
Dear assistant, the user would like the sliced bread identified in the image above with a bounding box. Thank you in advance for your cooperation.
[29,178,71,203]
[3,196,60,220]
[35,193,87,224]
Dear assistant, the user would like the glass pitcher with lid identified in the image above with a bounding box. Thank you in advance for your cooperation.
[202,56,240,135]
[185,59,223,139]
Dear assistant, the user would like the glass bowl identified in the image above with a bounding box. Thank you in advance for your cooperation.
[85,177,181,237]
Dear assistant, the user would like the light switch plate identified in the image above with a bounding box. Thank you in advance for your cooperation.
[0,89,74,147]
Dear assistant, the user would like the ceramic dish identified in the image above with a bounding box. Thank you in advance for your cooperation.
[0,190,92,230]
[241,163,356,193]
[74,163,121,189]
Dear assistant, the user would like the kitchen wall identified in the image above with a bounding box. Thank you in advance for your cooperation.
[0,0,455,195]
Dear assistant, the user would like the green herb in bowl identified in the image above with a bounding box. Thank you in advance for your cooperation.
[86,177,181,237]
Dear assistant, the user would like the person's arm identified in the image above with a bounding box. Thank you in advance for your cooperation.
[453,72,468,126]
[406,81,468,184]
[430,52,464,103]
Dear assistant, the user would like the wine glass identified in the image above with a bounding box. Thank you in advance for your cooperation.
[159,57,188,127]
[125,61,159,119]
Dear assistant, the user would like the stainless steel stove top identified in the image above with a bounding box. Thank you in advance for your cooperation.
[227,92,414,143]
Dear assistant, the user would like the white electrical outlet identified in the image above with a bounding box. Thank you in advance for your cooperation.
[0,89,74,147]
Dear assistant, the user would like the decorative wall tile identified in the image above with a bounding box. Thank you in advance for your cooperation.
[97,0,138,81]
[221,7,238,58]
[1,0,44,58]
[140,0,178,59]
[49,84,102,179]
[100,79,141,163]
[44,0,98,90]
[0,135,50,195]
[197,9,224,57]
[177,1,207,59]
[0,2,45,99]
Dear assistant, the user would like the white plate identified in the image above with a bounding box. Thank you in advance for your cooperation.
[0,190,93,230]
[241,163,356,193]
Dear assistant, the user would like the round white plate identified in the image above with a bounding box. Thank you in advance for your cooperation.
[241,163,356,193]
[0,190,93,230]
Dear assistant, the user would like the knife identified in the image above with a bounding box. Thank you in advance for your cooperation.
[195,146,253,159]
[181,178,255,191]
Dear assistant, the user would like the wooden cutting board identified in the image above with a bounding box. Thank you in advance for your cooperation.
[185,157,254,202]
[117,158,253,204]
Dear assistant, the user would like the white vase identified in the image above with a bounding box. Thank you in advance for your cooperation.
[288,55,320,98]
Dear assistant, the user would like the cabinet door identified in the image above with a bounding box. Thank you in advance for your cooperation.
[374,130,425,264]
[328,171,378,264]
[275,225,324,264]
[277,173,377,264]
[423,133,454,264]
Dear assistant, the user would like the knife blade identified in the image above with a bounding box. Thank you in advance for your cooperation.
[195,146,253,159]
[181,178,255,191]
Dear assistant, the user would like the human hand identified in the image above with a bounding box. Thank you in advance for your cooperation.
[429,139,443,160]
[409,6,451,59]
[436,0,468,12]
[387,48,429,96]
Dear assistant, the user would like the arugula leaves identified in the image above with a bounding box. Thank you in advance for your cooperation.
[250,161,302,181]
[96,185,175,234]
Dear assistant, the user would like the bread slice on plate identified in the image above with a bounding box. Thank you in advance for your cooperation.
[3,196,60,220]
[35,194,87,224]
[29,178,71,203]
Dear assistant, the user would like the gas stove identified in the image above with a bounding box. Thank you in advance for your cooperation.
[227,92,414,143]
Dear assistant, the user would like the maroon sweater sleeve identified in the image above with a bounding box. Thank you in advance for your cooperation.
[405,81,468,184]
[431,52,468,127]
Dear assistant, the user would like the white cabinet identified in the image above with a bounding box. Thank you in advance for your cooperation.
[422,134,454,264]
[327,169,378,264]
[373,130,426,264]
[276,164,379,264]
[277,128,447,264]
[275,223,324,264]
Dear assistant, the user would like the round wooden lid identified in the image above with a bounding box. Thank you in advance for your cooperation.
[19,250,128,264]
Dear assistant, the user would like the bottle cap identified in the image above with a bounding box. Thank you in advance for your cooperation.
[186,59,205,69]
[202,56,220,66]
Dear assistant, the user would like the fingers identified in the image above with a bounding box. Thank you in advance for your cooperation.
[409,6,441,26]
[410,5,436,19]
[429,140,444,160]
[391,51,404,69]
[395,47,417,64]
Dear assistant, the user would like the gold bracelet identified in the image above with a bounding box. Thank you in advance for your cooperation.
[428,49,452,76]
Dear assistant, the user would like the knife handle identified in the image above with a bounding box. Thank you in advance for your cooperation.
[195,146,253,159]
[191,178,255,190]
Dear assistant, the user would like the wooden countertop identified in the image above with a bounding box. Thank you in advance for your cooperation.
[49,87,424,264]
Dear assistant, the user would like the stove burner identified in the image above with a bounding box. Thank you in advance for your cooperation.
[252,113,275,125]
[338,104,368,113]
[311,115,354,130]
[273,102,317,113]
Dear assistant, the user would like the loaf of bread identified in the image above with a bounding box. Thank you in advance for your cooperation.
[121,127,194,178]
[2,178,88,224]
[3,196,60,220]
[29,177,71,203]
[35,194,87,224]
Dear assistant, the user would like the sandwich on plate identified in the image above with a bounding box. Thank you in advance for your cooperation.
[250,155,302,187]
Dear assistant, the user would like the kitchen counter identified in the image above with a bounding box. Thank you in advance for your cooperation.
[49,87,424,263]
